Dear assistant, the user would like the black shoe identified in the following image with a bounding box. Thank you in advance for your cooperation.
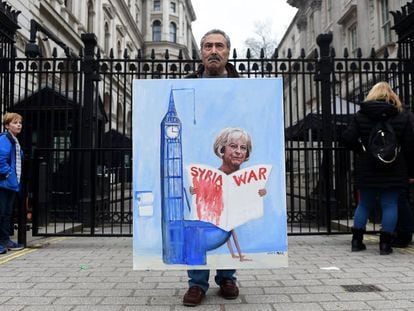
[219,278,239,299]
[380,231,394,255]
[183,286,205,306]
[351,227,366,252]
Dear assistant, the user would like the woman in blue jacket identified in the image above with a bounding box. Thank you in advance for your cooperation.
[0,112,24,254]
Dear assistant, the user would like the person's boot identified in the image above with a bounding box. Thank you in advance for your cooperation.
[391,231,412,248]
[351,227,366,252]
[380,231,394,255]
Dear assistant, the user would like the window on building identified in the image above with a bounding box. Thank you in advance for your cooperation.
[380,0,391,43]
[309,13,315,41]
[117,102,124,131]
[326,0,332,24]
[53,132,71,173]
[349,23,358,56]
[154,0,161,11]
[169,22,177,42]
[87,0,94,33]
[153,20,162,41]
[64,0,72,11]
[117,40,122,58]
[104,22,110,55]
[136,7,140,24]
[170,1,176,13]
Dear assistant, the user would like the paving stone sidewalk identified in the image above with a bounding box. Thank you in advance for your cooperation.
[0,234,414,311]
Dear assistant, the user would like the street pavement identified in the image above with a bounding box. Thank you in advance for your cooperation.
[1,234,414,310]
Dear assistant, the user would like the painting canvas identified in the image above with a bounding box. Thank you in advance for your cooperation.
[133,78,287,270]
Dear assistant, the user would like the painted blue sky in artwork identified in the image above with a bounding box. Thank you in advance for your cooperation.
[133,78,286,259]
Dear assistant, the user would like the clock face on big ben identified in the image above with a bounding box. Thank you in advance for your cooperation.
[165,125,180,139]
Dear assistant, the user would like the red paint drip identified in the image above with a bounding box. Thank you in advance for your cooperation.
[192,176,224,225]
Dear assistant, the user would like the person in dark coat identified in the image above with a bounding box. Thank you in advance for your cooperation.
[392,109,414,247]
[342,81,414,255]
[182,29,240,307]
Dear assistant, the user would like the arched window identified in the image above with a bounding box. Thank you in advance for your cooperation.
[104,22,110,54]
[169,22,177,43]
[152,20,161,41]
[117,40,122,58]
[87,0,94,33]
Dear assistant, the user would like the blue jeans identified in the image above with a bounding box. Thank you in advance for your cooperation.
[0,188,16,245]
[354,187,403,233]
[187,269,236,293]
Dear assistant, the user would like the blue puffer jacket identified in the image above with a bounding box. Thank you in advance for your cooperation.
[0,132,23,192]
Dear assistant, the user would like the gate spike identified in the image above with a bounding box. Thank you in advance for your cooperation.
[246,48,251,59]
[383,47,389,58]
[272,48,278,59]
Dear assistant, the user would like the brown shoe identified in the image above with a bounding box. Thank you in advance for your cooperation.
[183,286,205,306]
[219,278,239,299]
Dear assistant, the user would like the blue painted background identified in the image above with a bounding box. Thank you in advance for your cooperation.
[133,78,287,262]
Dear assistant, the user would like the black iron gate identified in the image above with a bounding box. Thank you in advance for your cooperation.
[1,3,413,240]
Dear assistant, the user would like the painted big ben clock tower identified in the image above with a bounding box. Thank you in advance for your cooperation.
[160,90,185,264]
[159,89,231,265]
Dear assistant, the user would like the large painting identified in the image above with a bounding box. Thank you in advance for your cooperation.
[133,78,287,270]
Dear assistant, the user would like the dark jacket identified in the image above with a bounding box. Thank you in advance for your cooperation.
[185,63,240,78]
[342,100,414,188]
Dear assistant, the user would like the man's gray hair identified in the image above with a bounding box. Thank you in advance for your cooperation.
[200,29,231,49]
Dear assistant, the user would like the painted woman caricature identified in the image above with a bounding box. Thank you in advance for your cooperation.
[190,127,267,261]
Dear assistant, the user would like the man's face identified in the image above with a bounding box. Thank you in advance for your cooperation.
[201,34,230,76]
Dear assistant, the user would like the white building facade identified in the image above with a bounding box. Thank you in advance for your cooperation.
[10,0,198,60]
[280,0,409,59]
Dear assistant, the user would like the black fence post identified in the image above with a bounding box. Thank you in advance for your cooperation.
[81,33,99,148]
[316,33,334,233]
[81,33,99,232]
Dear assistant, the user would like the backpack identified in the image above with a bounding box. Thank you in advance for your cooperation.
[359,120,400,164]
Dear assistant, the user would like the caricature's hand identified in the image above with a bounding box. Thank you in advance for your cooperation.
[239,255,252,262]
[258,188,267,197]
[189,186,197,195]
[409,179,414,184]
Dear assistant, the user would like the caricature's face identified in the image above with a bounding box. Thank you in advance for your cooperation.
[5,118,22,136]
[222,137,248,168]
[201,33,230,76]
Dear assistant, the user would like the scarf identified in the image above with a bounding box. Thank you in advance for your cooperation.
[11,134,21,183]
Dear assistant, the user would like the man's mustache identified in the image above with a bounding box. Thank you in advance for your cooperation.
[208,55,222,62]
